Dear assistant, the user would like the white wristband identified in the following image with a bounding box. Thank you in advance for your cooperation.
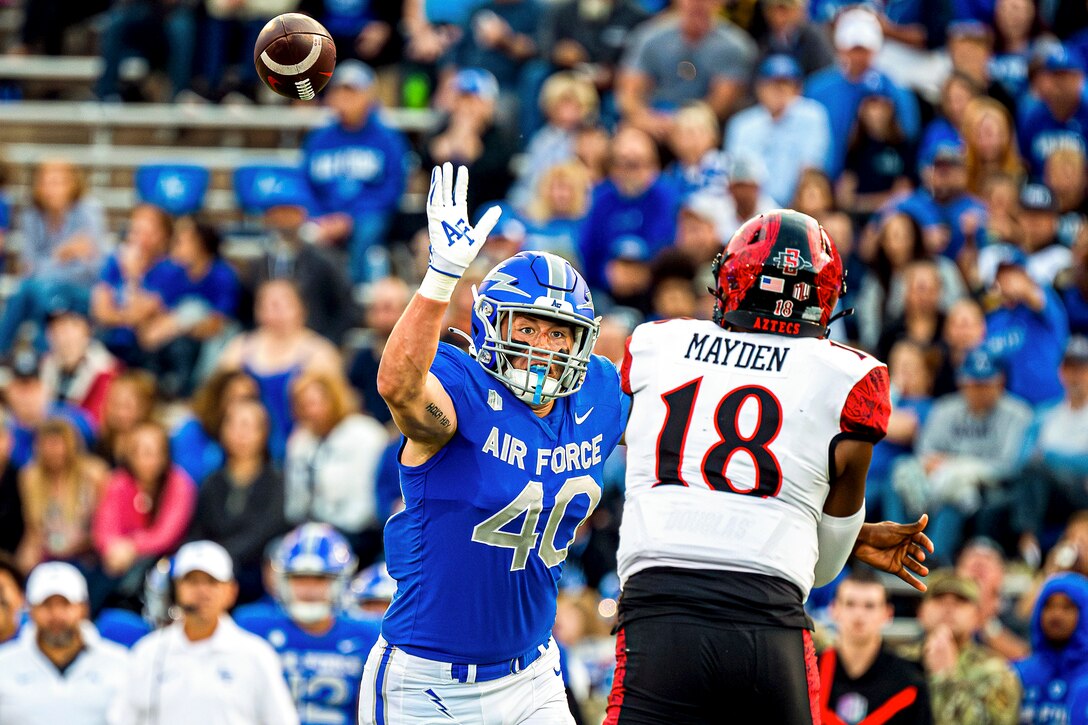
[813,504,866,588]
[417,267,460,302]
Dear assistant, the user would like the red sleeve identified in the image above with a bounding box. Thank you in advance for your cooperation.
[82,369,118,427]
[92,475,126,556]
[840,366,891,443]
[130,468,197,557]
[620,335,634,395]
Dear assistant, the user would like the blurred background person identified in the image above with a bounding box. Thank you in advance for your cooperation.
[284,371,387,567]
[187,398,288,604]
[725,54,831,208]
[137,217,240,399]
[617,0,756,139]
[346,276,411,428]
[508,72,598,212]
[578,125,679,291]
[90,421,195,612]
[665,102,728,198]
[40,297,120,427]
[92,371,157,470]
[217,280,343,464]
[170,369,261,487]
[0,554,24,645]
[301,61,409,287]
[0,160,105,355]
[0,562,128,725]
[15,418,107,575]
[236,524,380,725]
[821,568,932,724]
[110,540,298,725]
[1013,572,1088,724]
[907,571,1022,723]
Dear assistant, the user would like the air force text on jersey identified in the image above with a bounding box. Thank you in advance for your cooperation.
[481,425,605,475]
[683,331,791,373]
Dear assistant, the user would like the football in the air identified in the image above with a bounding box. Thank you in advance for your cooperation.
[254,13,336,101]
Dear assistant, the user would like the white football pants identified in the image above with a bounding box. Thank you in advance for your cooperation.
[359,636,574,725]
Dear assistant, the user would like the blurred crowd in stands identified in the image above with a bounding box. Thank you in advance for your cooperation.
[1,0,1088,721]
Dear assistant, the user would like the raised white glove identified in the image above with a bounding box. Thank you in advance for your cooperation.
[421,163,501,299]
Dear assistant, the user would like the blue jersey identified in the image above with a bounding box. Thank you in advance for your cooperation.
[382,343,627,663]
[1017,90,1088,179]
[235,603,381,725]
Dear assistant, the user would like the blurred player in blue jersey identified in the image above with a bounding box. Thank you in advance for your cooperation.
[236,524,380,725]
[345,562,396,620]
[361,163,628,724]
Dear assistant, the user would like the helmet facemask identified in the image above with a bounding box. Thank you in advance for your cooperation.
[471,289,600,406]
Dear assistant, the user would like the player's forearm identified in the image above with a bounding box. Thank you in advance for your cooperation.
[377,293,449,407]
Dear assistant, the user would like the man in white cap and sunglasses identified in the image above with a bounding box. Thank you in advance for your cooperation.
[0,561,128,724]
[108,540,298,725]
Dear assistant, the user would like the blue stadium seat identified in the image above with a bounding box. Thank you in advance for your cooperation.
[134,163,210,216]
[232,163,317,215]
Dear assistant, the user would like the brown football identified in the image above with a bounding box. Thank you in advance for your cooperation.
[254,13,336,101]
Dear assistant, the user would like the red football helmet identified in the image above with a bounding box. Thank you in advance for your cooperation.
[711,209,845,338]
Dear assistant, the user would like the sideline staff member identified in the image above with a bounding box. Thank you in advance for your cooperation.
[109,540,298,725]
[0,562,129,724]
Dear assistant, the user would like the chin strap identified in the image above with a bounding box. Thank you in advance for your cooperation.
[447,327,476,356]
[827,307,855,326]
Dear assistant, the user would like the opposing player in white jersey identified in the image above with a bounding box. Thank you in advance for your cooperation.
[606,210,933,724]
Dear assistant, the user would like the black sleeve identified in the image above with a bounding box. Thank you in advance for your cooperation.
[219,469,290,567]
[186,474,220,542]
[0,464,24,555]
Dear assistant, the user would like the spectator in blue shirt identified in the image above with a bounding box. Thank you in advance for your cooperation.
[507,71,598,212]
[302,61,409,286]
[1055,233,1088,335]
[1014,573,1088,725]
[0,160,106,355]
[521,160,593,267]
[725,54,831,206]
[577,125,680,290]
[944,21,1018,118]
[171,369,261,488]
[90,204,188,371]
[985,248,1070,407]
[666,102,729,198]
[991,0,1040,101]
[1017,44,1088,179]
[137,218,241,399]
[893,142,988,260]
[918,72,979,177]
[805,8,920,179]
[455,0,542,96]
[4,350,96,471]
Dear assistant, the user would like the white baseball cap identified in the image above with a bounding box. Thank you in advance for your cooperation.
[173,541,234,583]
[26,562,88,606]
[835,9,883,52]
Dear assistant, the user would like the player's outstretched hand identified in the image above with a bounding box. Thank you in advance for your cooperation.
[425,162,502,280]
[853,514,934,592]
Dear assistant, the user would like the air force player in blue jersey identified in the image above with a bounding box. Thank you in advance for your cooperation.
[361,163,628,724]
[235,524,380,725]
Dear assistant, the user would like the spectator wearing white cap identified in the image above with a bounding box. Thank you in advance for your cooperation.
[725,54,832,205]
[108,541,298,725]
[688,153,781,242]
[804,8,921,179]
[0,562,128,725]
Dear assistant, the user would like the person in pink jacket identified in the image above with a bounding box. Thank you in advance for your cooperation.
[90,420,195,613]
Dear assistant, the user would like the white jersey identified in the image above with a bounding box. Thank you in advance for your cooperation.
[617,318,889,598]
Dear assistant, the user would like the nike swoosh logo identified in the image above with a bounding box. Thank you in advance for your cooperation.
[574,407,594,425]
[553,668,562,677]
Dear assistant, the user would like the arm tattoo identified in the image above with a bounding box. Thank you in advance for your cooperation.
[424,402,452,428]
